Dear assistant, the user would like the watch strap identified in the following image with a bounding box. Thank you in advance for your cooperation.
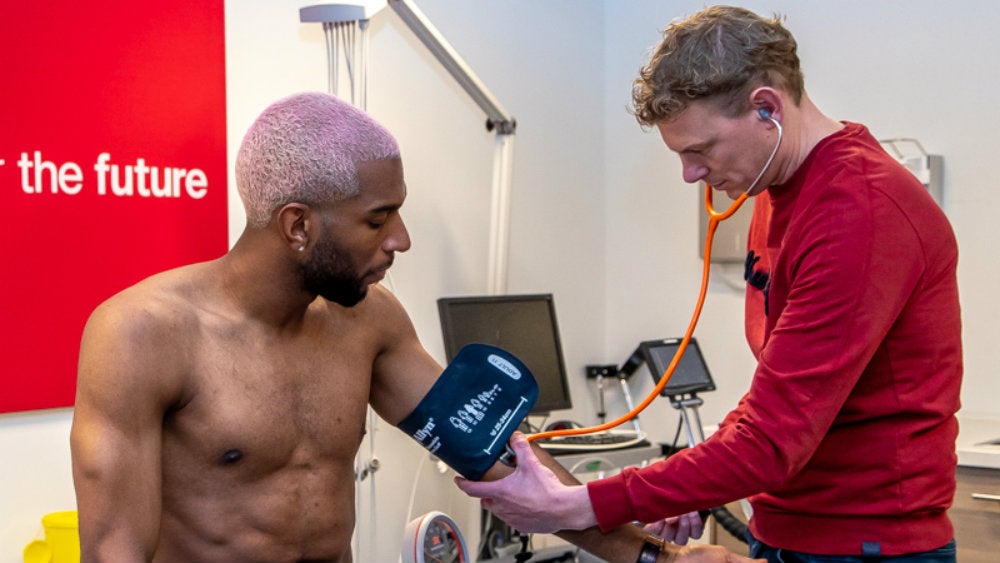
[636,536,665,563]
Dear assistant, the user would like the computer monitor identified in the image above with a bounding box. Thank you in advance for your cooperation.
[437,294,572,415]
[639,337,716,396]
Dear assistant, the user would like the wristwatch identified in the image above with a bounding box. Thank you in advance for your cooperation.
[636,535,665,563]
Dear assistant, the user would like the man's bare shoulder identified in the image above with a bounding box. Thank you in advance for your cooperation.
[76,262,225,412]
[84,261,220,352]
[360,283,408,316]
[334,283,414,337]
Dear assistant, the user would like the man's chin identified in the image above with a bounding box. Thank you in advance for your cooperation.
[326,287,368,308]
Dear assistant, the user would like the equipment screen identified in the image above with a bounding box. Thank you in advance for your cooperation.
[640,338,716,396]
[438,294,572,415]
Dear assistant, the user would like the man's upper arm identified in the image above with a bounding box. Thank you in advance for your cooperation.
[367,287,443,425]
[368,289,583,485]
[71,298,179,562]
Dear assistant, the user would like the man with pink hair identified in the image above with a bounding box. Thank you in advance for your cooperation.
[70,92,759,563]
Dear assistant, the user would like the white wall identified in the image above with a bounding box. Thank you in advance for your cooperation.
[0,410,76,561]
[2,1,998,562]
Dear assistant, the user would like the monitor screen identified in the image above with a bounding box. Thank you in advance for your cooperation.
[437,294,572,415]
[639,337,716,396]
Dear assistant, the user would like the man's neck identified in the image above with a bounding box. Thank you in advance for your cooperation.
[774,94,845,185]
[217,230,319,328]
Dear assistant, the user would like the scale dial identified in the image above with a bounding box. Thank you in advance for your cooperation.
[401,511,470,563]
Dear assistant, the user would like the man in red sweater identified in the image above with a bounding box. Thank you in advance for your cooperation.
[458,6,962,562]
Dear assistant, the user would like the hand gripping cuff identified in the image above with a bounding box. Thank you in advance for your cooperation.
[398,344,538,481]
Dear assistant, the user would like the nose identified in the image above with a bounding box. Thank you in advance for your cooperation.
[383,213,411,253]
[680,156,709,184]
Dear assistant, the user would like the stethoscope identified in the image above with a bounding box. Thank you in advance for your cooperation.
[706,107,783,221]
[528,107,783,444]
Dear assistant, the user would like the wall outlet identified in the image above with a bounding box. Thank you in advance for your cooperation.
[585,364,618,378]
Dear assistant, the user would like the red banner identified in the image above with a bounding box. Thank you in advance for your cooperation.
[0,1,228,412]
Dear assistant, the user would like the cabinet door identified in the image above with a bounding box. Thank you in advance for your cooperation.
[950,466,1000,563]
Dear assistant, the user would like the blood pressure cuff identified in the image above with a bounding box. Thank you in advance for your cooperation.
[398,343,538,481]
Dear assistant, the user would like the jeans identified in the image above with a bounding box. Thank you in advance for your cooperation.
[746,531,957,563]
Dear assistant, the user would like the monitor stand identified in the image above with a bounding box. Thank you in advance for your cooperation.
[669,393,706,448]
[617,375,644,435]
[590,370,643,435]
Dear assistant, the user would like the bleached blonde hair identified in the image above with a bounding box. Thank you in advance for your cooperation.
[236,92,400,228]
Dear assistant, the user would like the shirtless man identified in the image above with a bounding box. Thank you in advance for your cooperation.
[70,92,759,563]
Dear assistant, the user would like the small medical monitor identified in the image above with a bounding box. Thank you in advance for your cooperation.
[639,337,716,396]
[437,294,572,415]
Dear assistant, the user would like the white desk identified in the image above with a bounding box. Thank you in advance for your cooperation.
[956,413,1000,469]
[551,444,664,475]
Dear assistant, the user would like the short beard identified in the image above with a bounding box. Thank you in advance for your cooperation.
[300,236,368,307]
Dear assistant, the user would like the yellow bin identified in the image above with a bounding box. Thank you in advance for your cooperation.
[23,511,79,563]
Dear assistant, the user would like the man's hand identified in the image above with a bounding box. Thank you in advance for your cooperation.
[455,431,598,533]
[644,512,704,545]
[458,434,762,563]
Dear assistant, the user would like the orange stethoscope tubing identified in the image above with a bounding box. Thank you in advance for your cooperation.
[527,111,782,443]
[526,187,750,443]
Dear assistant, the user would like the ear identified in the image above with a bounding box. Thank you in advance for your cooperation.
[749,86,782,123]
[275,202,312,253]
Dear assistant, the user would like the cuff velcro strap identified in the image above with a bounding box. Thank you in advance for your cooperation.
[398,344,538,481]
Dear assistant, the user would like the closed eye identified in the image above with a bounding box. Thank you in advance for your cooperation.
[682,144,710,157]
[367,210,393,229]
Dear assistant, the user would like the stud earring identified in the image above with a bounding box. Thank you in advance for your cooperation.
[298,245,305,252]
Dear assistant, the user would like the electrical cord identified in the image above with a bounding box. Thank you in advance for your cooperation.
[709,505,748,544]
[666,412,684,455]
[402,450,432,527]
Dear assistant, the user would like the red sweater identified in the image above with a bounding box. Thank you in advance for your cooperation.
[588,123,962,555]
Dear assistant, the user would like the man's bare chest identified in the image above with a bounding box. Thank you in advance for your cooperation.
[163,330,377,473]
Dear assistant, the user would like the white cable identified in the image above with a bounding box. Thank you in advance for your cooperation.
[323,23,333,94]
[403,452,433,530]
[742,118,783,196]
[353,445,362,559]
[366,408,378,563]
[332,25,341,94]
[340,22,354,103]
[359,19,369,110]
